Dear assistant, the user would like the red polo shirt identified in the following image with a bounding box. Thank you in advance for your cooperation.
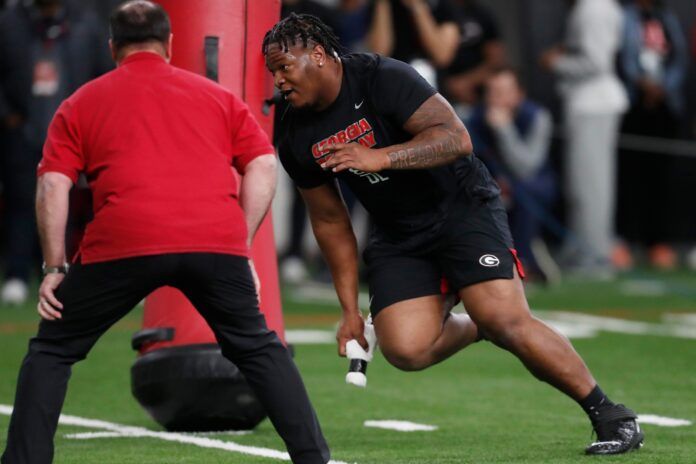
[38,52,274,264]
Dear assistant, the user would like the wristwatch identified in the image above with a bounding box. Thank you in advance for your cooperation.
[42,262,70,276]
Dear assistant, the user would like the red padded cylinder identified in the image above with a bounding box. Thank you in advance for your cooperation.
[141,0,284,352]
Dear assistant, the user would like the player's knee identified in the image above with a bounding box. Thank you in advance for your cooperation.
[382,345,432,372]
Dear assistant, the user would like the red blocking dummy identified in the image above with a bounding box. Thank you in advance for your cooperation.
[130,0,282,432]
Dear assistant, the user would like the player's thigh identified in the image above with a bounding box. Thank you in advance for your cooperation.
[374,294,447,362]
[366,253,444,356]
[438,195,520,291]
[438,196,531,334]
[457,268,531,337]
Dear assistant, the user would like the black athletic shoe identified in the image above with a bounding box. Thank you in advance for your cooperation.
[585,404,644,455]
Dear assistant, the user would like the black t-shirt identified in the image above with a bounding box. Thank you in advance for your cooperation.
[277,53,498,242]
[446,2,500,75]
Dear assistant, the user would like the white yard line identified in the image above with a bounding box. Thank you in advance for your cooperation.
[663,313,696,327]
[638,415,693,427]
[65,429,254,439]
[65,432,137,439]
[286,330,336,344]
[288,288,696,341]
[536,311,696,339]
[364,420,438,432]
[290,284,371,308]
[286,310,696,345]
[0,405,354,464]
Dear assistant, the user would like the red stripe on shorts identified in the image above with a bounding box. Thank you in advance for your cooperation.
[509,248,526,279]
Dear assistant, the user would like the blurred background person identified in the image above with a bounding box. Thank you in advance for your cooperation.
[540,0,627,278]
[0,0,110,305]
[335,0,372,52]
[616,0,689,270]
[281,0,340,31]
[467,67,556,282]
[367,0,460,86]
[441,0,506,120]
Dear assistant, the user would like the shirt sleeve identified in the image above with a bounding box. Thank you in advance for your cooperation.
[38,100,84,183]
[553,1,620,79]
[278,137,332,190]
[229,93,275,173]
[492,107,552,180]
[370,56,438,127]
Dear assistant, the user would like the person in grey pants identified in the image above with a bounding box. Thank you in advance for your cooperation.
[541,0,628,275]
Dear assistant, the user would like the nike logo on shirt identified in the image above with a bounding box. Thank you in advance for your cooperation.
[354,100,364,110]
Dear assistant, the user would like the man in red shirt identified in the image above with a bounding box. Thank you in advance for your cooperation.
[1,2,330,463]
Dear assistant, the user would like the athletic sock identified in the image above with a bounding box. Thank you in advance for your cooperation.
[579,385,615,420]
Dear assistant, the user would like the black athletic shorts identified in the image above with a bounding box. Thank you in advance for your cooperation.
[363,193,524,317]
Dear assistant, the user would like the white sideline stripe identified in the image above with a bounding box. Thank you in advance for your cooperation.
[537,321,598,339]
[291,284,371,308]
[286,310,696,344]
[289,288,696,340]
[65,429,254,440]
[638,415,693,427]
[0,405,354,464]
[185,430,254,436]
[364,420,438,432]
[286,330,335,344]
[535,311,696,339]
[663,313,696,327]
[66,432,134,439]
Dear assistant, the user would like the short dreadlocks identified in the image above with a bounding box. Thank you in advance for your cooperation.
[262,13,343,59]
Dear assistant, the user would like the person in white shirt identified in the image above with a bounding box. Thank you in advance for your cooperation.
[541,0,628,276]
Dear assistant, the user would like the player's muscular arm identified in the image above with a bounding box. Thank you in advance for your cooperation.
[301,182,367,355]
[386,94,472,169]
[322,94,472,173]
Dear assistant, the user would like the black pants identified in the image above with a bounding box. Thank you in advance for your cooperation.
[1,253,330,464]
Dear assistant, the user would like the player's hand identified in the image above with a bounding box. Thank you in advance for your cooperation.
[486,106,513,128]
[336,311,368,357]
[321,142,389,173]
[37,273,65,321]
[539,46,563,71]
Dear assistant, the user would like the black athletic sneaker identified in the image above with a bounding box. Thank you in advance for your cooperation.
[585,404,644,455]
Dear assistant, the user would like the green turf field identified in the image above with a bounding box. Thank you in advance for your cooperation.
[1,270,695,463]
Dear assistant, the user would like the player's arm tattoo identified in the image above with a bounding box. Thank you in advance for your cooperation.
[386,94,472,170]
